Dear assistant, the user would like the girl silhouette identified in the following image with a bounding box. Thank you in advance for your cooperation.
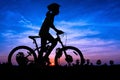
[38,3,64,65]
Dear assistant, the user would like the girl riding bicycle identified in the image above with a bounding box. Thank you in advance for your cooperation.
[38,3,64,65]
[8,3,85,67]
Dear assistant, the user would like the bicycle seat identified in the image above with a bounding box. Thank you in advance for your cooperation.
[28,36,40,39]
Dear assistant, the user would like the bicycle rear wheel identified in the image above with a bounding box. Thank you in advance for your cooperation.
[55,46,85,66]
[8,46,37,66]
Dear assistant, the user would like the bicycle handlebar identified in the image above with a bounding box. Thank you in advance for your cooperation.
[56,31,64,36]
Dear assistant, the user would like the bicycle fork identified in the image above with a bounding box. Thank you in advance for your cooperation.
[58,40,73,64]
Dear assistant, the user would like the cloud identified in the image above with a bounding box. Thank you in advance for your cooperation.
[55,20,99,39]
[1,15,40,55]
[1,14,120,64]
[1,19,120,53]
[18,16,40,30]
[56,20,89,27]
[54,20,120,62]
[1,0,120,65]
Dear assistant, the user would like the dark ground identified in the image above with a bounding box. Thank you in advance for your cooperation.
[0,63,120,80]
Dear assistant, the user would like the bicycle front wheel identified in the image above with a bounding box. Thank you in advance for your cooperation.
[8,46,37,66]
[55,46,85,66]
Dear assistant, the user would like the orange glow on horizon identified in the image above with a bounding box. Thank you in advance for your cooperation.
[49,57,55,66]
[50,62,55,66]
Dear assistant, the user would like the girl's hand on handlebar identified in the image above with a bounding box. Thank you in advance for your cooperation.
[57,30,64,35]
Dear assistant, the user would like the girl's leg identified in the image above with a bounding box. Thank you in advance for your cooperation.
[44,34,57,58]
[38,38,47,62]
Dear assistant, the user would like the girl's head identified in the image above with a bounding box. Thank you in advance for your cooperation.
[47,3,60,15]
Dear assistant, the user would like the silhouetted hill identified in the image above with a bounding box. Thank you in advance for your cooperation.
[0,63,120,80]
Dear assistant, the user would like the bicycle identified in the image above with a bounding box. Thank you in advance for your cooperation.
[8,32,85,66]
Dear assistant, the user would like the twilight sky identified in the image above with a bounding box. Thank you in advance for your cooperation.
[0,0,120,65]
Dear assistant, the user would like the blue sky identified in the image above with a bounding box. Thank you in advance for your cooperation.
[0,0,120,65]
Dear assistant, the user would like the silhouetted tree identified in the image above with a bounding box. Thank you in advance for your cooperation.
[96,59,102,66]
[103,63,107,66]
[109,60,114,66]
[84,59,91,66]
[90,62,93,66]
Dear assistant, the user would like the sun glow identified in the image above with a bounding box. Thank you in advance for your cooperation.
[50,62,55,66]
[49,58,55,66]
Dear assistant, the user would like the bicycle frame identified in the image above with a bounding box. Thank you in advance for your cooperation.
[56,33,68,57]
[28,33,65,56]
[8,33,85,66]
[28,36,40,54]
